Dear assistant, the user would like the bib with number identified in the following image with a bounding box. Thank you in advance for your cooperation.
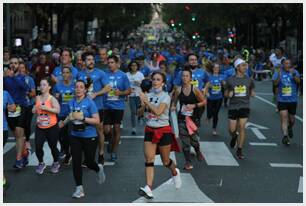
[37,114,50,127]
[62,92,74,103]
[191,80,199,88]
[281,86,292,96]
[211,84,221,94]
[8,105,21,118]
[234,85,247,97]
[181,104,193,116]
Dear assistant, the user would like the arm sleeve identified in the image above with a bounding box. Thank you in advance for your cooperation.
[7,92,15,105]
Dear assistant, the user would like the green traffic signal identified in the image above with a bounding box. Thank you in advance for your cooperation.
[191,17,196,21]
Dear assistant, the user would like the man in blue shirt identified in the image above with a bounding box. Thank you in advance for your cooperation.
[273,59,300,146]
[77,52,111,165]
[104,55,131,162]
[174,53,209,125]
[51,48,79,83]
[4,57,30,169]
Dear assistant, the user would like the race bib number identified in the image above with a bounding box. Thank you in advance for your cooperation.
[62,92,73,103]
[211,84,221,94]
[191,80,199,88]
[234,85,247,97]
[181,105,193,116]
[282,86,292,97]
[107,90,119,101]
[37,114,50,127]
[147,112,158,121]
[8,105,21,118]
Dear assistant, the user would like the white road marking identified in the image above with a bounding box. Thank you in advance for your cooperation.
[200,142,239,166]
[245,122,268,130]
[154,151,176,166]
[8,132,35,141]
[255,95,303,123]
[121,136,143,139]
[170,111,179,138]
[250,128,267,140]
[4,143,15,154]
[133,173,214,203]
[269,163,303,168]
[28,142,61,166]
[249,142,277,146]
[298,176,303,193]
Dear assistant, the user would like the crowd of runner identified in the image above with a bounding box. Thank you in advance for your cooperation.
[3,41,302,198]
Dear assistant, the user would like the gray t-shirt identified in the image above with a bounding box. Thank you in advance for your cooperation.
[145,91,171,128]
[225,75,255,110]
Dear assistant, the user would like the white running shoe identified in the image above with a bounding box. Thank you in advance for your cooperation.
[172,168,182,189]
[72,185,85,198]
[97,164,106,184]
[139,185,153,199]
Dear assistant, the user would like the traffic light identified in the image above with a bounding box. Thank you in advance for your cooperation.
[192,35,196,39]
[185,5,191,11]
[171,23,175,27]
[191,13,196,22]
[178,22,182,26]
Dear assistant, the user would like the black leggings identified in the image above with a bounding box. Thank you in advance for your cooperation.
[24,105,34,142]
[70,136,99,186]
[207,99,223,129]
[59,116,70,156]
[35,124,60,163]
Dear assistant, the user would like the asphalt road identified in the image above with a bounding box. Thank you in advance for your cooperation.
[3,80,303,203]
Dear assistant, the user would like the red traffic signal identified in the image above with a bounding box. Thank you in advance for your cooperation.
[185,5,191,11]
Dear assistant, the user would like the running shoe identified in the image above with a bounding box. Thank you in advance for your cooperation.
[110,153,117,162]
[132,128,136,135]
[13,159,24,169]
[138,185,153,199]
[196,151,205,161]
[212,129,217,136]
[50,162,60,173]
[59,151,66,160]
[22,156,29,167]
[236,149,245,160]
[98,154,105,165]
[288,126,294,139]
[64,155,72,166]
[282,136,290,146]
[230,133,238,148]
[97,164,106,184]
[36,162,46,174]
[72,186,85,198]
[183,162,193,170]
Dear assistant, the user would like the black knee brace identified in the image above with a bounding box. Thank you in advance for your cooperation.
[165,159,173,168]
[145,162,154,167]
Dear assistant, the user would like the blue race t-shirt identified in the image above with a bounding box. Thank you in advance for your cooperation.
[77,68,109,110]
[25,75,36,106]
[52,66,79,82]
[53,81,75,117]
[207,74,226,100]
[4,75,30,107]
[104,69,131,110]
[272,69,300,102]
[3,91,15,131]
[174,68,209,90]
[69,97,98,138]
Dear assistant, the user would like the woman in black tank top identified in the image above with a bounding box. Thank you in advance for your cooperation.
[171,67,206,170]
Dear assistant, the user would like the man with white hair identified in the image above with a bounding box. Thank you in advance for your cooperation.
[224,58,255,159]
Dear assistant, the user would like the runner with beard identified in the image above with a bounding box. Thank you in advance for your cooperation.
[77,52,111,166]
